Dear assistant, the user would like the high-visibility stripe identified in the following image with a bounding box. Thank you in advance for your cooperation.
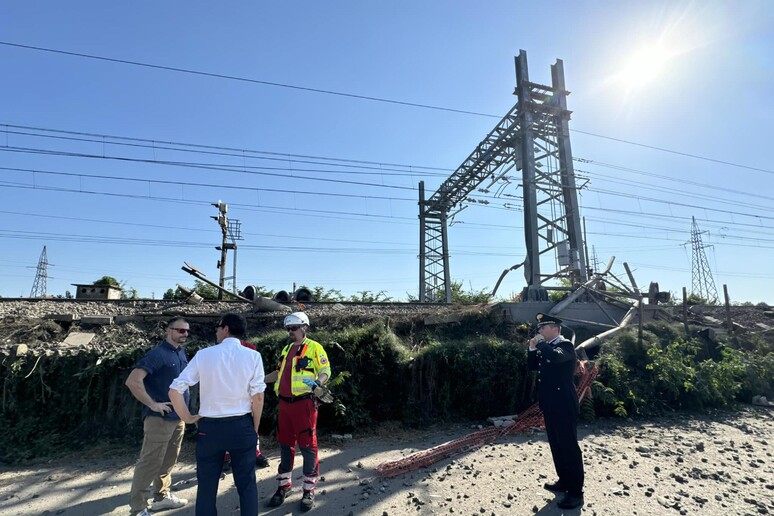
[276,471,292,488]
[302,474,318,491]
[274,338,331,396]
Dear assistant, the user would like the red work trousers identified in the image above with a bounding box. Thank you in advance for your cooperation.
[276,398,318,478]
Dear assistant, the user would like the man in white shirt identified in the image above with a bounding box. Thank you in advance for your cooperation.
[169,313,265,516]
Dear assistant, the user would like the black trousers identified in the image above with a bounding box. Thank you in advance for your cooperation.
[543,408,584,496]
[196,415,257,516]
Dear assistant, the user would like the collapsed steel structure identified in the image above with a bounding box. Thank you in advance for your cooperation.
[419,50,588,302]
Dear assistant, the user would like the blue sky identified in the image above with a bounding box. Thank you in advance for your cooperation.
[1,1,773,303]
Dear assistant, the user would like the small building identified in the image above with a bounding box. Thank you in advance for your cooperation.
[72,283,123,300]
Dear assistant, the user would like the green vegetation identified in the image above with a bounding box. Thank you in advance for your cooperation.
[92,275,138,299]
[1,314,771,464]
[92,276,121,287]
[406,280,493,304]
[591,321,773,417]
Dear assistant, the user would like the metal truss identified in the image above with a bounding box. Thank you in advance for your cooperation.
[30,245,49,298]
[690,216,719,304]
[419,50,587,302]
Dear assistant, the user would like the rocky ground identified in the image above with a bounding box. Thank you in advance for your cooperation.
[1,300,772,515]
[2,298,772,356]
[0,299,463,354]
[0,408,771,516]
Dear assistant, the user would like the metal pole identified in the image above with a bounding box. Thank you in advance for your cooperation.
[582,217,591,277]
[682,287,689,336]
[441,210,452,303]
[418,181,426,302]
[552,58,588,284]
[515,51,542,297]
[232,244,238,294]
[623,262,641,297]
[723,284,732,334]
[218,226,227,300]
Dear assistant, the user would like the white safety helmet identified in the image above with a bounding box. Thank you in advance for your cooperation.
[284,312,310,328]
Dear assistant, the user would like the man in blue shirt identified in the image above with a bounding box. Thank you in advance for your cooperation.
[125,317,191,516]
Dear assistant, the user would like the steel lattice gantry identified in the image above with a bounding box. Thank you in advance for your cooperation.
[419,50,588,302]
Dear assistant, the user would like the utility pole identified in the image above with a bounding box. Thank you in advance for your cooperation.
[211,201,243,299]
[29,246,49,298]
[212,201,230,300]
[225,218,243,294]
[689,216,719,304]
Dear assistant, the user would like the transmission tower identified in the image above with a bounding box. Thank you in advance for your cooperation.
[418,50,587,302]
[29,246,49,298]
[690,217,719,304]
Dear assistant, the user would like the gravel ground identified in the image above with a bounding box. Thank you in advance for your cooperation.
[0,409,771,516]
[0,299,455,320]
[0,299,462,354]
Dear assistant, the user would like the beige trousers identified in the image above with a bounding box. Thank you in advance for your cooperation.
[128,416,185,515]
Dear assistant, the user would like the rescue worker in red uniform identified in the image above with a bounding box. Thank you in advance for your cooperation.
[264,312,331,512]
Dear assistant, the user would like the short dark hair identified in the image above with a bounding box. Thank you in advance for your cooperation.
[166,316,188,328]
[218,313,247,337]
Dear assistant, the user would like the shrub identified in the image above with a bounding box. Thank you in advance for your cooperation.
[593,327,763,414]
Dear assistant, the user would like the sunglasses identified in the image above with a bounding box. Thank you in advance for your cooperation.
[169,328,189,334]
[286,326,302,332]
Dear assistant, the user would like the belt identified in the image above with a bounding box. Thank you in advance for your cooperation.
[279,394,314,403]
[202,413,250,422]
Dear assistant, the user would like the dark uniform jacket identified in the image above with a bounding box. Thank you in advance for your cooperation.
[527,337,579,415]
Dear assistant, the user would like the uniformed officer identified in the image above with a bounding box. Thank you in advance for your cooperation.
[527,313,584,510]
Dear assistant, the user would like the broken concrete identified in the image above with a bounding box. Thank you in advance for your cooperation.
[62,332,96,348]
[80,316,114,326]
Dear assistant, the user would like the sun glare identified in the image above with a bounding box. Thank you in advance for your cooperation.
[617,45,671,87]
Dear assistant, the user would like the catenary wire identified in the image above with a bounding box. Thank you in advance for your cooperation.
[0,43,770,174]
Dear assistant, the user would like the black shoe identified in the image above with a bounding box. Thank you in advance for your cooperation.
[557,493,584,509]
[300,490,315,512]
[255,454,270,469]
[221,458,232,473]
[267,486,290,507]
[543,481,565,493]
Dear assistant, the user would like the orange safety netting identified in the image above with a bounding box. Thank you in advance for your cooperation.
[375,362,598,478]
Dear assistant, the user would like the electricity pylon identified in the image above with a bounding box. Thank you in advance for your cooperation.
[690,217,719,304]
[29,246,49,298]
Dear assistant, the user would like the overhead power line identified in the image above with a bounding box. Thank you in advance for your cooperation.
[579,162,774,202]
[3,136,770,222]
[0,148,420,193]
[0,41,492,118]
[572,130,772,175]
[5,158,774,241]
[3,123,769,220]
[2,124,453,176]
[1,43,770,175]
[0,164,417,201]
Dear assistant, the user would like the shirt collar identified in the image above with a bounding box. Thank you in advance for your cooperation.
[161,340,180,352]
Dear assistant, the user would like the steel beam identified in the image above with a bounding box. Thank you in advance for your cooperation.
[418,50,587,302]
